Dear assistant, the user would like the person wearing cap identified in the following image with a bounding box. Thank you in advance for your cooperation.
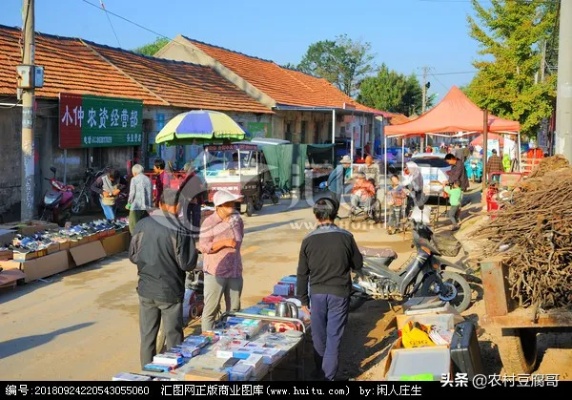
[326,155,352,202]
[129,188,198,368]
[297,197,363,381]
[198,189,245,332]
[486,149,503,180]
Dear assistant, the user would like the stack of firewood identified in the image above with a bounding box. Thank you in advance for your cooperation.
[471,156,572,309]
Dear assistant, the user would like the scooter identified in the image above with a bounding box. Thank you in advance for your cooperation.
[349,209,473,313]
[39,167,75,226]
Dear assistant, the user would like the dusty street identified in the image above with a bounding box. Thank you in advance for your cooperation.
[0,195,570,381]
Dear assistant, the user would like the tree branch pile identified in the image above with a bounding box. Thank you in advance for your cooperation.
[471,157,572,309]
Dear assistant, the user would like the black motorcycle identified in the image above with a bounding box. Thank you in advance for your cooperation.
[71,167,106,215]
[72,167,128,216]
[349,219,473,313]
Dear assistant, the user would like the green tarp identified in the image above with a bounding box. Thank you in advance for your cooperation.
[261,144,334,191]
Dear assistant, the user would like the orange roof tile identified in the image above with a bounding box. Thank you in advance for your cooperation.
[0,25,165,105]
[184,37,383,113]
[0,25,271,114]
[85,41,271,114]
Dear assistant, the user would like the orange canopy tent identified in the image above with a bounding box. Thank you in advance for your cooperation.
[384,86,520,137]
[380,86,521,227]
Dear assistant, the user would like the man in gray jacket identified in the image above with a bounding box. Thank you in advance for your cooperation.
[129,188,198,368]
[127,164,153,235]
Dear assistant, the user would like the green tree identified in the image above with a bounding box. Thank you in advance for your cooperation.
[356,64,425,116]
[133,37,169,56]
[298,34,375,97]
[281,62,300,70]
[466,0,557,137]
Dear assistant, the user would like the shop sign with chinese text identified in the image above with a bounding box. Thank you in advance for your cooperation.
[59,93,143,148]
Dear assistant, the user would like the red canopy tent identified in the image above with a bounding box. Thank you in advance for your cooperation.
[384,86,520,136]
[380,86,521,227]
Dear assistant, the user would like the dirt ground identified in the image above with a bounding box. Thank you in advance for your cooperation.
[0,191,570,381]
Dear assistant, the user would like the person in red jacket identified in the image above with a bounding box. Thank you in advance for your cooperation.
[152,158,171,208]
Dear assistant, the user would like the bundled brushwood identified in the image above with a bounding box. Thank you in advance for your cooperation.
[471,166,572,309]
[528,154,570,178]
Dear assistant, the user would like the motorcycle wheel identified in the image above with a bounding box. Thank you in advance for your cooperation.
[439,271,472,313]
[246,201,254,217]
[271,194,280,204]
[253,198,263,211]
[72,193,88,215]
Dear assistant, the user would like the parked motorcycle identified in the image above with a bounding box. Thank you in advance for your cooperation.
[71,167,105,215]
[39,167,75,226]
[349,211,473,313]
[72,166,129,216]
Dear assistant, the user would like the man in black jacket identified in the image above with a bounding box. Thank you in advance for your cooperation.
[444,153,470,192]
[129,189,198,368]
[296,197,363,381]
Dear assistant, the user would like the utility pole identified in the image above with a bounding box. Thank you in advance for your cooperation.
[555,0,572,162]
[20,0,36,221]
[421,66,430,114]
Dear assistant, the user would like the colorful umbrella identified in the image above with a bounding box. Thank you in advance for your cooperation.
[155,110,248,146]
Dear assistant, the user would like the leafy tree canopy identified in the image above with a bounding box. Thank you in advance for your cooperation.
[297,34,375,97]
[466,0,557,137]
[356,63,431,116]
[133,37,170,56]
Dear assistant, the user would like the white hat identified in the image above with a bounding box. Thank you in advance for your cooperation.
[213,189,243,206]
[340,155,352,164]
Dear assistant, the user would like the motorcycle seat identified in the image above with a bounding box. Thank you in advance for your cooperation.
[359,247,397,261]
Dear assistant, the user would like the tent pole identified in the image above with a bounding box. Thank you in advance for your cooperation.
[517,133,522,173]
[331,110,336,144]
[384,135,388,229]
[482,110,489,191]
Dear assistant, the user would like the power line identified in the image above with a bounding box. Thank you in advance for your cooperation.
[98,0,121,47]
[81,0,170,43]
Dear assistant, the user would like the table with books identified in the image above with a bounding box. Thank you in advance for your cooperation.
[113,275,311,382]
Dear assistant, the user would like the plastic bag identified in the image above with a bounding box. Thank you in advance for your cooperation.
[401,321,435,348]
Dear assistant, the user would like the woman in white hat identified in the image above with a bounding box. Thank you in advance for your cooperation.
[198,189,245,332]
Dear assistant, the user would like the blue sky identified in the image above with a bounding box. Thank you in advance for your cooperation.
[1,0,486,101]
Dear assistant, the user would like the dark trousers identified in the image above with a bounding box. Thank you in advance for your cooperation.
[448,205,461,225]
[138,295,184,368]
[310,293,349,381]
[129,210,148,235]
[186,203,202,236]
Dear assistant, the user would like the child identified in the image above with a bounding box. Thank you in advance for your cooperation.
[444,181,463,231]
[386,175,407,235]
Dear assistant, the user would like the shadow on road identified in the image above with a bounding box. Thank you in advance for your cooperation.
[0,322,95,359]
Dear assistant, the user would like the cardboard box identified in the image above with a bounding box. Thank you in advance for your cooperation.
[0,266,26,289]
[56,240,71,251]
[69,241,107,267]
[13,248,48,262]
[101,232,131,256]
[46,242,60,254]
[19,250,71,283]
[184,369,228,381]
[0,249,13,260]
[383,337,451,381]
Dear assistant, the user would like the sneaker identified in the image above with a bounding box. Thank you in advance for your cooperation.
[451,225,460,231]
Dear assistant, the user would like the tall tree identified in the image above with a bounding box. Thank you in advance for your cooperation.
[298,35,375,97]
[357,64,425,116]
[466,0,557,137]
[133,37,169,56]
